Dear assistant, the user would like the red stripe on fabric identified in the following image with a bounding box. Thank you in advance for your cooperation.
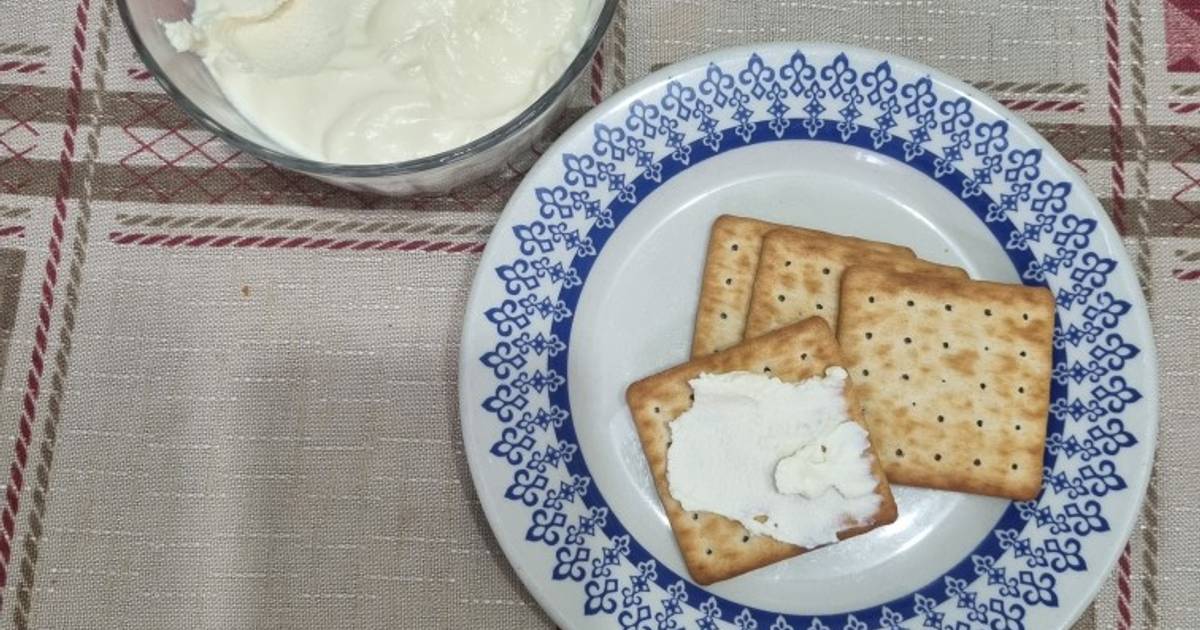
[0,0,94,602]
[591,49,604,105]
[186,235,216,247]
[280,237,309,249]
[138,233,170,247]
[0,61,47,74]
[1117,542,1132,629]
[105,232,488,255]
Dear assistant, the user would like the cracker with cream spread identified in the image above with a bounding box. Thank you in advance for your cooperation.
[628,317,898,585]
[836,265,1055,501]
[691,215,915,357]
[744,229,969,338]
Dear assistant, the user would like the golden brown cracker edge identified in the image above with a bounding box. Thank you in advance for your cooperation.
[691,215,918,357]
[835,265,1054,501]
[744,228,968,338]
[629,317,898,584]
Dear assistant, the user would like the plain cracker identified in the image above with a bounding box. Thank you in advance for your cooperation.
[691,215,914,356]
[744,229,968,338]
[835,266,1055,501]
[628,317,898,585]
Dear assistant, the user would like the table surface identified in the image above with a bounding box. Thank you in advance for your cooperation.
[1,0,1196,628]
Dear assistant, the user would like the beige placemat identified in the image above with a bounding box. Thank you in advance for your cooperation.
[0,0,1195,627]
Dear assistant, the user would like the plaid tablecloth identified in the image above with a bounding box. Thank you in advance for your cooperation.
[0,0,1196,628]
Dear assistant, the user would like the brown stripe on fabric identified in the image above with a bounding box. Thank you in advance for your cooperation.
[0,44,51,58]
[0,84,65,127]
[0,206,31,220]
[1172,84,1200,97]
[1128,0,1153,298]
[7,78,596,143]
[1030,124,1200,164]
[973,81,1088,96]
[1141,461,1161,628]
[1072,601,1098,630]
[0,249,26,384]
[0,85,183,128]
[11,0,116,626]
[5,83,1198,169]
[1129,3,1160,623]
[613,0,628,89]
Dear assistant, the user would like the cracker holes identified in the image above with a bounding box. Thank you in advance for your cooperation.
[706,549,713,555]
[942,341,950,349]
[1011,463,1019,470]
[1019,350,1028,357]
[815,303,824,310]
[742,535,750,543]
[719,312,728,320]
[861,369,870,377]
[822,267,831,275]
[979,382,987,390]
[1018,386,1026,394]
[653,406,661,413]
[1015,424,1022,431]
[901,373,910,381]
[944,304,953,312]
[692,513,699,520]
[903,337,912,344]
[868,296,876,303]
[689,393,695,402]
[865,332,874,340]
[785,260,793,267]
[984,308,993,316]
[895,448,904,457]
[976,419,984,428]
[763,366,772,373]
[906,300,915,307]
[1022,313,1030,321]
[984,345,990,352]
[911,401,917,407]
[934,453,942,461]
[800,353,808,360]
[937,415,945,423]
[731,244,739,252]
[725,278,732,286]
[777,294,786,302]
[973,458,982,466]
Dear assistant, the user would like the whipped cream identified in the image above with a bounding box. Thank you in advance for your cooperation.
[165,0,596,164]
[666,368,880,549]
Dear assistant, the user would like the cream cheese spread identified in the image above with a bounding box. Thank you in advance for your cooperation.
[165,0,595,163]
[666,368,881,548]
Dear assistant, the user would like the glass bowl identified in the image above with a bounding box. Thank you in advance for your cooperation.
[116,0,619,197]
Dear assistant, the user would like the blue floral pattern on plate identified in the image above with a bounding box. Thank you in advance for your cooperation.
[468,45,1153,630]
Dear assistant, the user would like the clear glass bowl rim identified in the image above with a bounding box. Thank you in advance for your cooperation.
[115,0,620,177]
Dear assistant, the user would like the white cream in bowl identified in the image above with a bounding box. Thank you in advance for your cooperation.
[165,0,597,164]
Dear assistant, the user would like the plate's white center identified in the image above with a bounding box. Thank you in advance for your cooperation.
[568,140,1017,614]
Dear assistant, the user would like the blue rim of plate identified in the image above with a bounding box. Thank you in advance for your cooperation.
[462,43,1157,630]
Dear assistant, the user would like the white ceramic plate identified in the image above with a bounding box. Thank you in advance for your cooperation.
[459,43,1157,630]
